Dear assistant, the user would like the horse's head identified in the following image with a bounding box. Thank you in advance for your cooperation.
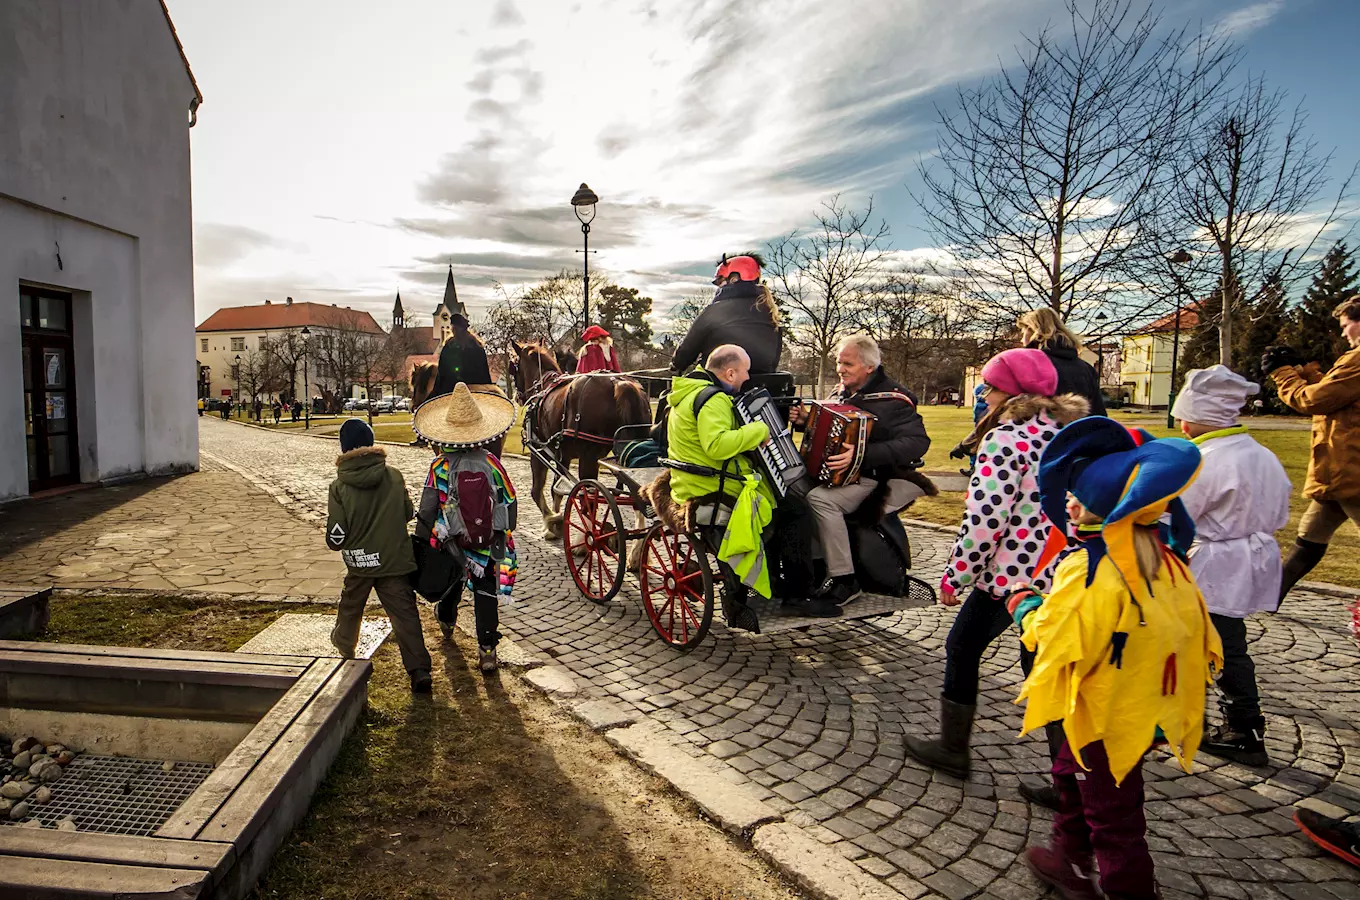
[510,341,561,402]
[410,361,438,410]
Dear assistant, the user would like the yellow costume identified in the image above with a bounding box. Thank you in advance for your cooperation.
[1014,417,1224,786]
[1017,545,1222,785]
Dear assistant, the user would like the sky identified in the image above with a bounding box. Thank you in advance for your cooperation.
[170,0,1360,332]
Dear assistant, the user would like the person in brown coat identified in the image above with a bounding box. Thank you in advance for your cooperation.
[1264,295,1360,600]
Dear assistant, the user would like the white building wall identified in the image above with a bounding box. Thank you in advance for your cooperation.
[0,0,199,499]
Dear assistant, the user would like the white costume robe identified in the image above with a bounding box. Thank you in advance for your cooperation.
[1179,431,1291,618]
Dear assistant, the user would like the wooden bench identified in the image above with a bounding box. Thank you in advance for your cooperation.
[0,584,51,639]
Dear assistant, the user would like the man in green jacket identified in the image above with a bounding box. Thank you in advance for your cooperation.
[667,346,838,618]
[326,419,433,693]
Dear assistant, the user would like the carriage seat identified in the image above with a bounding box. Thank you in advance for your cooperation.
[639,465,735,538]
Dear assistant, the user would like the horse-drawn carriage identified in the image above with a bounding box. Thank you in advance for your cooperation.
[508,342,936,650]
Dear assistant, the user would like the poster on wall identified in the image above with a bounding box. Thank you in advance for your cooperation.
[45,351,63,388]
[47,395,66,422]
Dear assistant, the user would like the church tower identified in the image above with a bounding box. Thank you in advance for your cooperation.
[392,291,405,329]
[431,265,466,350]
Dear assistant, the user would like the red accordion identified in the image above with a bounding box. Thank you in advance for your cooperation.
[800,403,876,486]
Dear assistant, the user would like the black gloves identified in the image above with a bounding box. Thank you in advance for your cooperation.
[948,442,968,460]
[1260,346,1304,374]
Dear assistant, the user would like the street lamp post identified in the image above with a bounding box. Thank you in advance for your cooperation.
[571,183,599,329]
[1166,249,1192,428]
[233,354,241,419]
[301,326,311,431]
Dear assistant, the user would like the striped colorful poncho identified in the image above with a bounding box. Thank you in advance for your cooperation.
[425,450,518,599]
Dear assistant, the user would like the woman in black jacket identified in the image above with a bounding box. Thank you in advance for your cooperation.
[1018,308,1106,416]
[671,254,782,375]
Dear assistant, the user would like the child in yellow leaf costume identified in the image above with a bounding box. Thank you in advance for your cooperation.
[1005,417,1223,900]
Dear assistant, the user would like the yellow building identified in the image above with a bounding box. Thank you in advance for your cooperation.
[1119,309,1198,408]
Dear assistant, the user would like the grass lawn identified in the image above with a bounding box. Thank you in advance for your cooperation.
[40,593,796,900]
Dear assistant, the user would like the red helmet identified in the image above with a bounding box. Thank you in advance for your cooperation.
[713,253,762,285]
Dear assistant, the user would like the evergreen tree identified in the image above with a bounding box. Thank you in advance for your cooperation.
[596,284,654,366]
[1238,275,1290,411]
[1281,241,1356,370]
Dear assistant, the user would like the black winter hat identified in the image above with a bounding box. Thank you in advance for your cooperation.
[339,418,375,453]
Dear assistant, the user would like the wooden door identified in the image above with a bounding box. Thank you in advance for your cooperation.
[20,289,79,492]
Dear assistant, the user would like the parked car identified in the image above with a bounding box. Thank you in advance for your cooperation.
[393,397,411,412]
[372,399,395,414]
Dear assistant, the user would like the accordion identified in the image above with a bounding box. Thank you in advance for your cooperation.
[801,403,876,486]
[733,388,807,498]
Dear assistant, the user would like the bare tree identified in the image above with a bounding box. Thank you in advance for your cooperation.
[262,329,310,403]
[916,0,1235,334]
[235,346,284,410]
[1166,75,1354,366]
[766,196,893,391]
[312,313,391,422]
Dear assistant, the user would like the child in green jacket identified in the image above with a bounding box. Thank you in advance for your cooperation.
[327,419,433,693]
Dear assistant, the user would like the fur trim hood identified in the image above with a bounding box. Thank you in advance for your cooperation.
[959,393,1089,456]
[335,445,387,467]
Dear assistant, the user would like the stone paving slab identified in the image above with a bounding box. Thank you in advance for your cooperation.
[190,416,1360,898]
[0,460,345,597]
[235,613,391,659]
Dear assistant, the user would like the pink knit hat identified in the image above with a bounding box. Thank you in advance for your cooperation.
[981,348,1058,397]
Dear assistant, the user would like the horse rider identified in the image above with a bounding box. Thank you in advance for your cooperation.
[432,314,497,397]
[658,344,840,619]
[671,253,783,377]
[789,333,933,605]
[575,325,623,374]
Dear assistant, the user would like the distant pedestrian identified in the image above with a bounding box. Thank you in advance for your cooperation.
[326,418,433,694]
[253,398,263,421]
[291,401,300,422]
[412,383,519,674]
[1264,295,1360,601]
[272,398,282,424]
[1174,366,1291,767]
[221,398,232,420]
[197,397,204,417]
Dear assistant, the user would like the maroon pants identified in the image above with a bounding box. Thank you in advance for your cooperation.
[1052,740,1156,899]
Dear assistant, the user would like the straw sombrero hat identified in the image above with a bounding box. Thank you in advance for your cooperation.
[412,383,517,448]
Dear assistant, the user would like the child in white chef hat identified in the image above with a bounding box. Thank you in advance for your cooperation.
[1173,365,1292,767]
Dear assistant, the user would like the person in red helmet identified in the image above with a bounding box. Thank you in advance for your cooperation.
[575,325,622,374]
[671,253,783,376]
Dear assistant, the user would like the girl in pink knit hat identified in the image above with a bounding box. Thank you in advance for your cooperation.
[905,347,1090,782]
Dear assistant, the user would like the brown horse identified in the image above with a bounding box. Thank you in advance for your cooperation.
[511,341,649,537]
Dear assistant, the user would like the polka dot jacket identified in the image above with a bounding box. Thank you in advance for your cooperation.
[943,394,1091,598]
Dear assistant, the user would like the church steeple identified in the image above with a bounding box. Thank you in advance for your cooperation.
[441,265,467,318]
[392,290,405,329]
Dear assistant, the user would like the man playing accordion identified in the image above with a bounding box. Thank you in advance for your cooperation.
[662,345,842,619]
[791,334,932,605]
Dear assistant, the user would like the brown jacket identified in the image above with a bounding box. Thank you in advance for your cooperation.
[1271,346,1360,502]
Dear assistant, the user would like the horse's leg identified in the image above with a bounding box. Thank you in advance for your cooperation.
[531,455,552,523]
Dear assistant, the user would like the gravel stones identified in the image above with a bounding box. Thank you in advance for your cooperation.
[1,781,33,799]
[32,786,52,804]
[8,800,30,820]
[56,816,78,832]
[1,735,77,791]
[12,751,31,770]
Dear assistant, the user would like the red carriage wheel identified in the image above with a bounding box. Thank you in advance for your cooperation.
[563,479,626,603]
[639,524,714,650]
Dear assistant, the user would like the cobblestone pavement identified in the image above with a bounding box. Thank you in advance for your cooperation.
[202,416,1360,899]
[0,456,344,596]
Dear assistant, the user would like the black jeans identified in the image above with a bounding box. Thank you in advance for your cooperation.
[1210,613,1260,722]
[437,565,502,648]
[943,587,1033,705]
[770,495,816,599]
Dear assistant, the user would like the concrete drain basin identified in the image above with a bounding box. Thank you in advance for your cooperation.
[0,640,370,899]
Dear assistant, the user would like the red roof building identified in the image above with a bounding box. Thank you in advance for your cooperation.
[1134,307,1201,335]
[196,298,384,333]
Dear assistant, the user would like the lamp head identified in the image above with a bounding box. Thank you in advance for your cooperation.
[571,183,599,225]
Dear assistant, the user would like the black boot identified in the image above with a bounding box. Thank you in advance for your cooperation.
[1202,717,1269,767]
[1018,722,1065,810]
[1280,538,1327,603]
[904,697,975,779]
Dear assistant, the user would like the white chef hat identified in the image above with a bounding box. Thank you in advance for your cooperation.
[1171,365,1260,428]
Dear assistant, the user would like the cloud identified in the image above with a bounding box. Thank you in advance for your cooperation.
[193,223,296,269]
[1217,1,1285,37]
[491,0,525,27]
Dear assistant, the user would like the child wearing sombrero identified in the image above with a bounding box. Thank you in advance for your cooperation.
[1005,417,1222,899]
[413,383,519,673]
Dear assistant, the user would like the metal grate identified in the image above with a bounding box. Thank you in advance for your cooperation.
[2,755,213,836]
